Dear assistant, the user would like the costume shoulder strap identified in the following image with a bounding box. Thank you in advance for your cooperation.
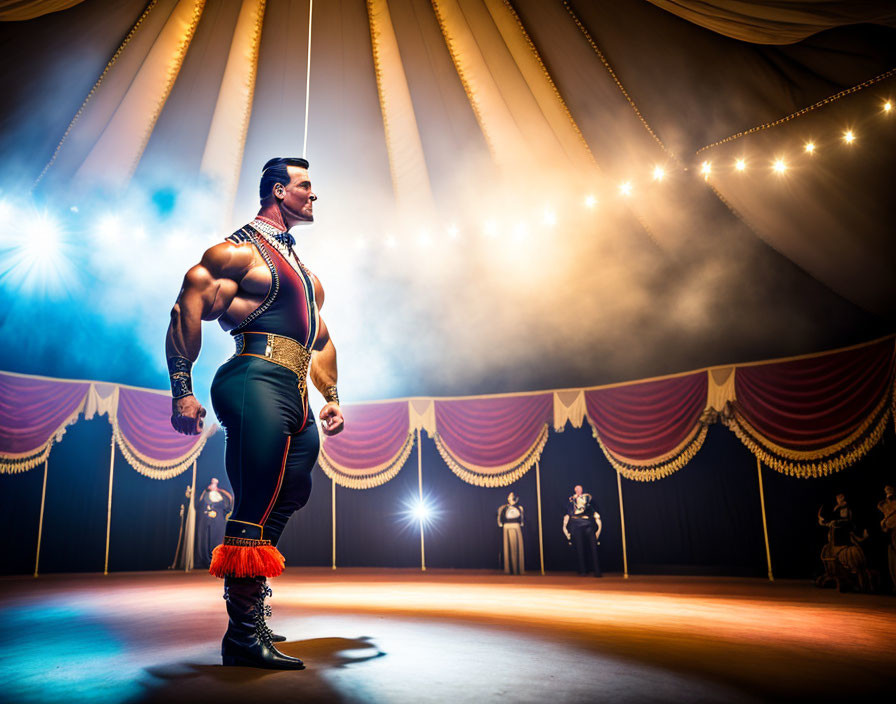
[225,226,254,245]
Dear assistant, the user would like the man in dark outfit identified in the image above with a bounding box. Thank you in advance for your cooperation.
[166,157,344,670]
[563,485,603,577]
[195,477,232,568]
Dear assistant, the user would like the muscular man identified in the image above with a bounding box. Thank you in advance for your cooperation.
[166,157,344,670]
[563,485,602,577]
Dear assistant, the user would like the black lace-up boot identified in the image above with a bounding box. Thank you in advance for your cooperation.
[221,576,304,669]
[258,578,287,643]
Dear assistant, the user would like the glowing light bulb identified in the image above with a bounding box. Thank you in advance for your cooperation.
[542,209,556,226]
[735,159,746,172]
[700,161,711,178]
[884,101,892,113]
[804,142,815,154]
[584,194,596,208]
[772,158,787,174]
[618,181,632,196]
[843,130,855,144]
[652,166,665,181]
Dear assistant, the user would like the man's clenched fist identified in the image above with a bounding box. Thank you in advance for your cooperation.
[171,395,206,435]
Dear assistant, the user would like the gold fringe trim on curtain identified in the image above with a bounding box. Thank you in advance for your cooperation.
[0,395,87,474]
[32,0,159,187]
[112,420,209,480]
[730,389,889,461]
[433,423,549,487]
[592,422,708,482]
[318,430,415,490]
[727,394,891,478]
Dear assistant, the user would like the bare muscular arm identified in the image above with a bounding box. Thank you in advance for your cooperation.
[310,310,344,436]
[165,243,248,435]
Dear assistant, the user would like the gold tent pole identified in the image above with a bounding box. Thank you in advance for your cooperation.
[616,470,629,579]
[757,457,774,582]
[417,427,426,572]
[535,459,545,575]
[331,475,336,569]
[33,458,49,577]
[185,459,197,572]
[104,434,115,575]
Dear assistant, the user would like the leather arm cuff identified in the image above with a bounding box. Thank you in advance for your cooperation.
[324,385,339,405]
[167,356,193,399]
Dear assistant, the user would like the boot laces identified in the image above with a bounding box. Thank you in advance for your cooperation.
[252,601,275,646]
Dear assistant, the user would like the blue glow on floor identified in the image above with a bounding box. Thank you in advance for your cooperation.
[0,603,141,704]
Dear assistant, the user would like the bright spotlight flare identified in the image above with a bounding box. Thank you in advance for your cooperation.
[618,181,632,197]
[843,129,855,144]
[772,158,787,174]
[401,494,438,528]
[884,100,893,113]
[700,161,711,178]
[583,194,597,209]
[804,142,815,154]
[652,165,665,181]
[412,500,429,522]
[735,158,746,172]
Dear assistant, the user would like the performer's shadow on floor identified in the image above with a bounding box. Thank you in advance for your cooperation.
[138,637,386,702]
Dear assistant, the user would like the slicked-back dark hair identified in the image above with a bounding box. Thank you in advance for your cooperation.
[259,157,310,202]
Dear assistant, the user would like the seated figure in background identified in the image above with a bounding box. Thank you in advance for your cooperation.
[878,484,896,592]
[816,492,872,592]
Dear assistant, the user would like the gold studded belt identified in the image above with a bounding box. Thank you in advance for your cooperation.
[233,332,311,397]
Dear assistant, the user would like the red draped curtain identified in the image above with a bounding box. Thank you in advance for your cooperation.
[585,372,709,481]
[432,394,553,486]
[727,339,895,476]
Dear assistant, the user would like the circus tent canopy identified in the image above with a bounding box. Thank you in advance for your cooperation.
[0,0,893,399]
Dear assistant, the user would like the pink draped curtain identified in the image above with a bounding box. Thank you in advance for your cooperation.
[114,387,210,479]
[0,374,89,472]
[319,401,415,489]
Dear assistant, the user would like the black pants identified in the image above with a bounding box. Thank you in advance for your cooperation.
[211,355,320,547]
[570,519,601,576]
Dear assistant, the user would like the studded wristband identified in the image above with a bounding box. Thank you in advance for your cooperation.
[324,385,339,405]
[167,356,194,399]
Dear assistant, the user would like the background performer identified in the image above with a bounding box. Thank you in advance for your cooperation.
[497,491,525,574]
[563,485,602,577]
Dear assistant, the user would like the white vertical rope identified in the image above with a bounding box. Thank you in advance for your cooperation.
[302,0,313,158]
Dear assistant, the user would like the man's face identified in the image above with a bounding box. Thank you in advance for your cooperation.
[574,485,583,496]
[277,166,316,223]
